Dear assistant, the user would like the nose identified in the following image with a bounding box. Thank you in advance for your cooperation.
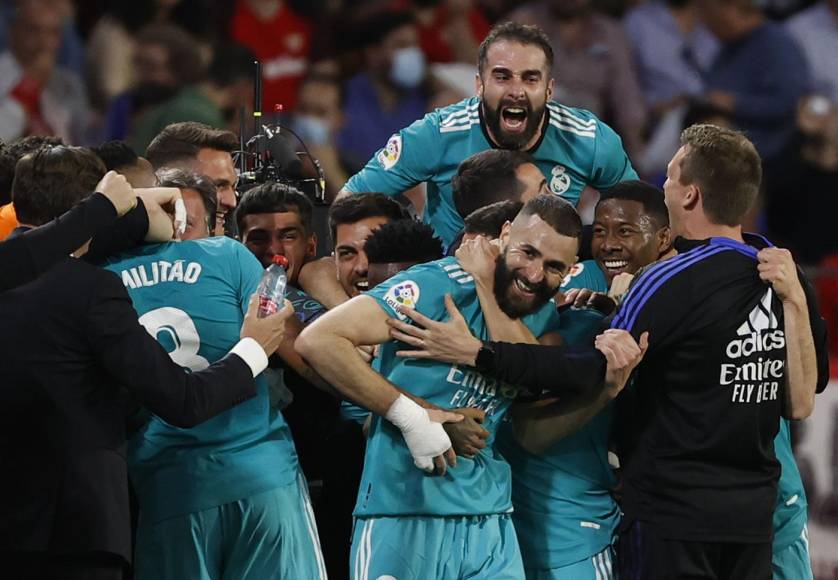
[217,187,237,211]
[355,252,369,275]
[523,262,545,284]
[603,230,623,251]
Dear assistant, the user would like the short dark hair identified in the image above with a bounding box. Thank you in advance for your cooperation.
[208,43,256,87]
[235,182,314,234]
[478,22,554,76]
[13,146,106,226]
[364,219,443,264]
[0,135,64,204]
[156,168,217,232]
[597,181,669,228]
[519,194,582,240]
[452,150,533,219]
[146,122,238,168]
[328,192,407,245]
[464,200,524,238]
[679,124,762,226]
[358,10,415,49]
[93,140,139,171]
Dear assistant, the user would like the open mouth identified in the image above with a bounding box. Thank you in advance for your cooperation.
[514,277,538,296]
[501,106,528,132]
[354,279,369,293]
[601,259,629,273]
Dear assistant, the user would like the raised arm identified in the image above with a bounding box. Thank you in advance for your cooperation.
[757,248,818,420]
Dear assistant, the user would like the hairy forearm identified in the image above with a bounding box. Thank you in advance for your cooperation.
[512,386,613,454]
[783,296,817,420]
[475,280,538,344]
[296,331,400,416]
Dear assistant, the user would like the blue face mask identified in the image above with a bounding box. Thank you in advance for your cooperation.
[291,114,330,147]
[390,46,426,90]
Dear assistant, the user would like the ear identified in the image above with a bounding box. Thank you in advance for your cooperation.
[475,72,483,98]
[683,183,701,212]
[307,233,318,258]
[546,77,554,101]
[498,220,513,247]
[656,225,672,255]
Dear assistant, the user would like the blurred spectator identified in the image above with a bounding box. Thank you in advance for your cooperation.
[507,0,647,159]
[93,140,157,188]
[231,0,312,111]
[337,10,431,166]
[0,0,84,77]
[412,0,491,64]
[0,135,63,240]
[127,40,256,151]
[146,122,239,234]
[699,0,808,163]
[104,24,216,153]
[623,0,719,117]
[787,0,838,105]
[86,0,218,111]
[624,0,719,178]
[291,74,353,202]
[0,0,89,144]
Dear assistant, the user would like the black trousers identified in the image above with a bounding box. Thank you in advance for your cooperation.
[4,551,126,580]
[618,520,771,580]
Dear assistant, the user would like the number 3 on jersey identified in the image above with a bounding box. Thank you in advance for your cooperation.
[138,307,210,372]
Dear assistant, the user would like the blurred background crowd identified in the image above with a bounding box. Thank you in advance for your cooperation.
[2,0,838,575]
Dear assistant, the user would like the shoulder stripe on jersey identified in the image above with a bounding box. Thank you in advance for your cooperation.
[441,112,479,129]
[441,104,479,126]
[440,122,479,133]
[443,263,460,271]
[547,102,597,129]
[456,275,474,284]
[448,270,470,279]
[613,245,721,328]
[549,119,596,139]
[612,245,729,331]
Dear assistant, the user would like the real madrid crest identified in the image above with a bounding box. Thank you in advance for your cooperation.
[550,165,571,195]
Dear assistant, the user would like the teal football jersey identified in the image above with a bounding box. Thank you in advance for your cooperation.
[496,259,619,569]
[357,257,560,517]
[773,418,808,552]
[103,238,299,524]
[344,97,638,248]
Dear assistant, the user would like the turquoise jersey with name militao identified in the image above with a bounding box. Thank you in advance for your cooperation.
[356,256,560,518]
[104,238,299,525]
[344,97,637,248]
[496,258,619,569]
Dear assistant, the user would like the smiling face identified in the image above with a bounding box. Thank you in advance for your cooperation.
[240,210,316,285]
[494,212,578,318]
[477,40,553,150]
[592,198,669,284]
[334,216,392,298]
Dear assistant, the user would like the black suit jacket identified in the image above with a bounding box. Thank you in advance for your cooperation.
[0,256,257,562]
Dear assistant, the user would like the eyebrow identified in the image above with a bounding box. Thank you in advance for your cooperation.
[491,66,543,78]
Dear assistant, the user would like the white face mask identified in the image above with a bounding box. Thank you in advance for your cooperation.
[291,114,331,147]
[389,46,426,90]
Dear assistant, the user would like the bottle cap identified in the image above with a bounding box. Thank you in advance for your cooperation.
[272,255,289,268]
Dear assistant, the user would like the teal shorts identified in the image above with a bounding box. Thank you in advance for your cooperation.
[772,526,813,580]
[134,473,327,580]
[525,544,616,580]
[350,513,523,580]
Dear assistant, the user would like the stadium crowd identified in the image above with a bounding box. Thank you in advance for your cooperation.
[0,0,836,579]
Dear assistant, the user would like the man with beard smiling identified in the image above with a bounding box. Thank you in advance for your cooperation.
[340,21,637,248]
[296,195,643,579]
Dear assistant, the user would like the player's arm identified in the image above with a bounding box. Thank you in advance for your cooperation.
[298,257,351,311]
[758,248,818,419]
[296,295,462,473]
[274,313,339,397]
